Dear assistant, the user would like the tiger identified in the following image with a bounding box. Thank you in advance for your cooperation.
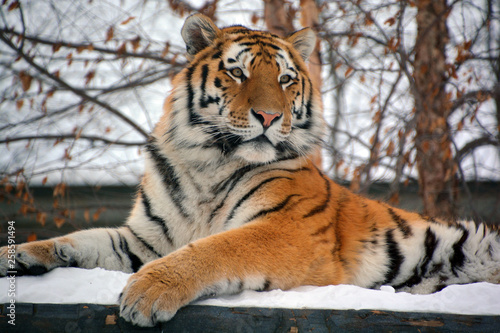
[1,13,499,327]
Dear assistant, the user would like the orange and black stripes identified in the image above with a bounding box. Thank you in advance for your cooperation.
[303,167,331,218]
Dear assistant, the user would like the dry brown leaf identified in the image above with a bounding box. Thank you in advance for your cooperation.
[19,71,33,91]
[345,67,353,77]
[106,26,114,43]
[16,99,24,110]
[120,16,136,25]
[54,217,65,228]
[93,207,106,221]
[27,233,37,242]
[130,36,141,51]
[84,70,95,85]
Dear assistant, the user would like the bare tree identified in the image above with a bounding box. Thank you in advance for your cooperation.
[319,0,499,220]
[413,0,456,218]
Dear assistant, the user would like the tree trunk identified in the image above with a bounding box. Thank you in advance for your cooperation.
[413,0,457,220]
[299,0,322,90]
[263,0,295,36]
[491,0,500,148]
[299,0,322,167]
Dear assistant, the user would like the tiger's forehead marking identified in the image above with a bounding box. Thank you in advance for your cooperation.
[221,34,297,74]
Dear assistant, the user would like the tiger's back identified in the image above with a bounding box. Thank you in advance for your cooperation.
[0,14,498,327]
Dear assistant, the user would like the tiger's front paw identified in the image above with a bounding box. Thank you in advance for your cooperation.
[0,239,77,277]
[119,261,195,327]
[0,246,18,277]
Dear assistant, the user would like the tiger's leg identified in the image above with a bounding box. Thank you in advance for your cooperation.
[0,226,162,276]
[119,221,331,327]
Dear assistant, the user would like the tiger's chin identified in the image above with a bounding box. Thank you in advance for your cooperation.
[234,141,278,164]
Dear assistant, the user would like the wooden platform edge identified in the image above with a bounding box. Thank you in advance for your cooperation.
[1,303,498,332]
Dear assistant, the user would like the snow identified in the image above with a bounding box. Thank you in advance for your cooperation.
[1,267,499,316]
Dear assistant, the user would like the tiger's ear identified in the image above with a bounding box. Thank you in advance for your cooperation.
[286,28,316,61]
[181,14,220,59]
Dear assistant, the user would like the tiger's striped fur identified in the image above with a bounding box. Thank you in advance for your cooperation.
[1,14,499,327]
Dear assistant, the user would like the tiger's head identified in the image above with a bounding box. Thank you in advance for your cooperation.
[164,14,323,164]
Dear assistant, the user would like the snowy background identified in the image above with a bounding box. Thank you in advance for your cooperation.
[1,267,499,316]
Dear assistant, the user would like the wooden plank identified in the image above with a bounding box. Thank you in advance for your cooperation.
[1,303,498,332]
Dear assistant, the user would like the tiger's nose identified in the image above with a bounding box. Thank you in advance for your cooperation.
[252,109,282,128]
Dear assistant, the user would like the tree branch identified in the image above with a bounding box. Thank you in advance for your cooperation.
[455,136,500,163]
[0,27,184,66]
[450,89,493,114]
[1,134,146,147]
[0,31,150,139]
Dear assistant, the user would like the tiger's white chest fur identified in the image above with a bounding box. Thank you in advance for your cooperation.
[126,136,306,255]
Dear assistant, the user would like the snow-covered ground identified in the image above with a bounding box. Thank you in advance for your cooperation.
[1,267,499,315]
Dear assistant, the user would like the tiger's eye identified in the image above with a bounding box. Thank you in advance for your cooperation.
[280,75,292,84]
[230,68,243,77]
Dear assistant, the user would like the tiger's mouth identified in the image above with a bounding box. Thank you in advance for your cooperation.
[213,120,291,163]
